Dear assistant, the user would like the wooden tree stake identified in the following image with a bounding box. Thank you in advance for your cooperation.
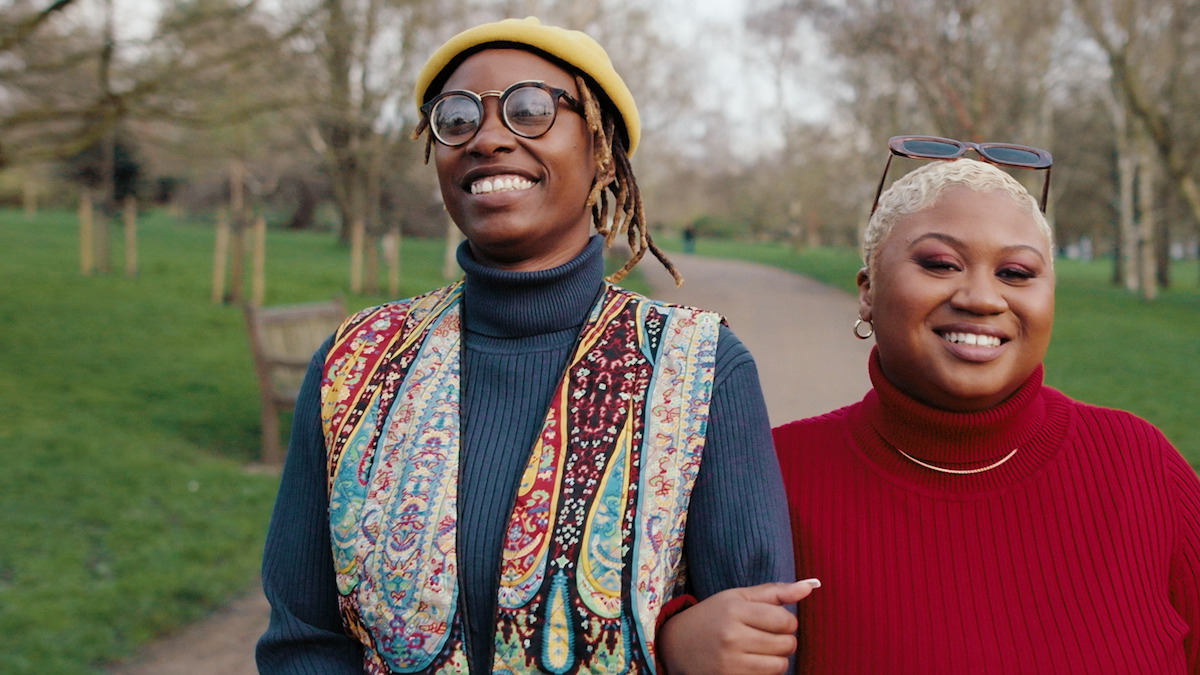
[251,216,266,306]
[212,217,230,304]
[442,217,462,280]
[96,204,110,275]
[364,234,379,296]
[123,195,138,277]
[24,180,37,219]
[384,227,401,298]
[228,219,245,303]
[349,216,365,294]
[79,192,94,275]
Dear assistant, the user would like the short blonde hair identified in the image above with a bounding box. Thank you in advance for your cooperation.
[861,158,1051,272]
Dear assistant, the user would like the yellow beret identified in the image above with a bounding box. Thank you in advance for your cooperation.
[415,17,640,155]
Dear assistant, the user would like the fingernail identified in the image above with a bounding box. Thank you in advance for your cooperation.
[799,578,821,589]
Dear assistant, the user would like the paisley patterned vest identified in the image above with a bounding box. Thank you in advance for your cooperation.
[320,281,720,675]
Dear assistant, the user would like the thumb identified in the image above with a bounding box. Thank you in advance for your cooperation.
[738,578,821,606]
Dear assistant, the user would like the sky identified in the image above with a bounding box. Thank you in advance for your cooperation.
[659,0,838,155]
[103,0,836,158]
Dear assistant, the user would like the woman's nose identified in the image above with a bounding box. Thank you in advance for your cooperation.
[465,100,514,155]
[950,272,1008,315]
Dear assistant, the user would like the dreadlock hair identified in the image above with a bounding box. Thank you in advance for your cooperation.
[575,74,681,286]
[410,74,682,286]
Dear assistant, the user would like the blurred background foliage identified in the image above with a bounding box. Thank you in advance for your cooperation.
[2,0,1198,295]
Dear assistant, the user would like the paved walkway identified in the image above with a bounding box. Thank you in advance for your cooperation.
[107,251,872,674]
[642,252,872,426]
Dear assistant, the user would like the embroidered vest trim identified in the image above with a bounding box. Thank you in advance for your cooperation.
[322,282,719,675]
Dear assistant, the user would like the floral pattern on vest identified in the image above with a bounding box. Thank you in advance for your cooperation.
[321,282,719,674]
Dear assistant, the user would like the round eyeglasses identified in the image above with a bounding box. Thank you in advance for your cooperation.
[871,135,1053,215]
[420,80,584,147]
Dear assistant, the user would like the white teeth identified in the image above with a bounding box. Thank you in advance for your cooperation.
[942,332,1001,348]
[471,175,534,195]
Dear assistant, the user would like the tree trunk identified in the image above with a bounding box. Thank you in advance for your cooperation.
[384,226,400,298]
[349,215,365,294]
[95,0,115,275]
[443,216,462,280]
[363,148,382,296]
[123,194,137,277]
[1110,83,1136,289]
[1136,139,1158,301]
[286,178,316,230]
[212,216,230,305]
[79,191,94,275]
[95,203,110,275]
[226,161,247,303]
[23,179,37,218]
[228,221,245,304]
[331,155,362,244]
[1155,202,1170,289]
[1118,126,1137,291]
[364,234,379,296]
[230,159,246,217]
[251,216,266,306]
[1110,218,1123,285]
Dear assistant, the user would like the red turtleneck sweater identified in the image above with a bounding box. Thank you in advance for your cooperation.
[774,352,1200,674]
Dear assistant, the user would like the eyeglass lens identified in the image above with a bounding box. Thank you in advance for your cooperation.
[980,146,1044,166]
[897,139,962,158]
[896,138,1045,168]
[430,84,559,146]
[504,86,558,135]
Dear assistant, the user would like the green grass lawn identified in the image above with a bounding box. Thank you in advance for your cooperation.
[0,209,454,673]
[675,237,1200,466]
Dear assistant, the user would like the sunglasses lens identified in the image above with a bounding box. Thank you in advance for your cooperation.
[504,85,557,138]
[431,95,481,145]
[980,146,1045,168]
[898,138,962,158]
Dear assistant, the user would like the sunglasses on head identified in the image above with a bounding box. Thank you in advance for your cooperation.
[420,80,583,147]
[870,135,1053,215]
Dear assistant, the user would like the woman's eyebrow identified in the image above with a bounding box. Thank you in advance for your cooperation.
[908,232,1047,263]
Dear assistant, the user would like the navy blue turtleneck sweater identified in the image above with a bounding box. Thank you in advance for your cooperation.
[257,236,792,673]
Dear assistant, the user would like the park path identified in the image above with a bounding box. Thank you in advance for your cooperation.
[107,251,872,674]
[641,252,872,427]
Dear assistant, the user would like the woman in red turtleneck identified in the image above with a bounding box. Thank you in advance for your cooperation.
[658,153,1200,674]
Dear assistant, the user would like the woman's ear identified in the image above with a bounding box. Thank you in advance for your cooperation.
[856,266,873,321]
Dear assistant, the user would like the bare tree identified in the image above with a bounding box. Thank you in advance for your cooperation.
[792,0,1065,143]
[0,0,80,53]
[2,0,308,184]
[283,0,451,244]
[1072,0,1200,288]
[729,0,1069,246]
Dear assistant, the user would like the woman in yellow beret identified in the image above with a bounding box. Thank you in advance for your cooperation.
[256,17,800,674]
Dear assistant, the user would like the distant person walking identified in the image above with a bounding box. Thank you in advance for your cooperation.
[682,223,696,253]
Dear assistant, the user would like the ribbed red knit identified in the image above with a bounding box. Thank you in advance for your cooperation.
[774,353,1200,674]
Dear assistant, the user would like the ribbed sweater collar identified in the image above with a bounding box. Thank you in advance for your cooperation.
[851,348,1070,495]
[457,235,605,338]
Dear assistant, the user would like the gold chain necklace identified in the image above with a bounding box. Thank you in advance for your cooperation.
[893,445,1020,475]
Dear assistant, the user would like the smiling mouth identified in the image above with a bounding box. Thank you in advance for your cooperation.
[470,174,536,195]
[939,331,1004,348]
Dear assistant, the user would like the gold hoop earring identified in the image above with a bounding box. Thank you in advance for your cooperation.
[853,318,874,340]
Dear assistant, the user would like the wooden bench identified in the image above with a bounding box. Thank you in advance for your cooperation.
[243,299,346,463]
